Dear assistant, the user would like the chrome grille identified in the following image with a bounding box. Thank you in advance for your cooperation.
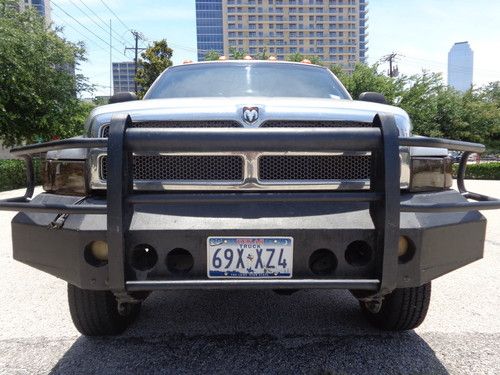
[260,120,372,128]
[100,155,244,181]
[101,120,241,137]
[259,155,371,181]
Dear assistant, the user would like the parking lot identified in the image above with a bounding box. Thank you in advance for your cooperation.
[0,181,499,374]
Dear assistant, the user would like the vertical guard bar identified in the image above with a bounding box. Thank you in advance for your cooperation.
[4,155,35,203]
[370,114,400,295]
[107,114,133,292]
[457,151,471,194]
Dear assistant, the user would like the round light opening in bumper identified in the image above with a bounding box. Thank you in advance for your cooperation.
[309,249,337,276]
[398,236,415,264]
[345,241,373,267]
[166,248,194,274]
[131,244,158,271]
[84,241,108,267]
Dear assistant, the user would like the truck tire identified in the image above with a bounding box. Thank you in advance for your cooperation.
[360,282,431,331]
[67,283,141,336]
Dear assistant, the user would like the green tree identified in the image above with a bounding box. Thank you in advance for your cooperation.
[331,63,405,103]
[397,71,444,137]
[0,0,92,146]
[204,50,221,61]
[329,63,499,146]
[478,82,500,151]
[229,47,247,60]
[136,39,173,98]
[286,52,322,65]
[255,48,269,60]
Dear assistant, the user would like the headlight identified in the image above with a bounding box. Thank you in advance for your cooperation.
[43,160,87,196]
[409,156,453,192]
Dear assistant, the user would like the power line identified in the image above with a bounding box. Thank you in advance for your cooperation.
[66,0,127,48]
[402,55,500,75]
[76,0,129,46]
[99,0,131,33]
[52,10,109,53]
[51,0,129,59]
[140,33,203,54]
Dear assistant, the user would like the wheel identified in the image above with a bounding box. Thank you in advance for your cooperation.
[360,282,431,331]
[67,283,141,336]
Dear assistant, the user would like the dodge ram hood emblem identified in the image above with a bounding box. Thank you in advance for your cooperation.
[242,106,259,123]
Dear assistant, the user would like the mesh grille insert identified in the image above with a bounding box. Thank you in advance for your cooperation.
[100,155,244,181]
[101,120,241,137]
[259,155,371,181]
[260,121,372,128]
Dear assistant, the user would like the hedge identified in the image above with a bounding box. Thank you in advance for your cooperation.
[452,162,500,180]
[0,159,41,192]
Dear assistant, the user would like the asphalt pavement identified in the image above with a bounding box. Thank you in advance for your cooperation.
[0,181,499,374]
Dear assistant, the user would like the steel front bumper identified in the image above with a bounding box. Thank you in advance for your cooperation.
[11,190,486,292]
[2,113,499,299]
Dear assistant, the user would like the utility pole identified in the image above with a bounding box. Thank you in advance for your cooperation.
[125,31,146,93]
[381,52,400,78]
[109,19,112,97]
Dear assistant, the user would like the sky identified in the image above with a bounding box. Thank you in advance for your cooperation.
[50,0,500,97]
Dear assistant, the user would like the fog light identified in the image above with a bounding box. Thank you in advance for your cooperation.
[398,236,409,257]
[90,241,108,261]
[84,241,108,267]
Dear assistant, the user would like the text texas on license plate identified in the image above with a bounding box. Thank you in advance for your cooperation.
[207,237,293,278]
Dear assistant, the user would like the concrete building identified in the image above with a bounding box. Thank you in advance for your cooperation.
[112,62,137,94]
[19,0,51,23]
[196,0,368,71]
[448,41,473,92]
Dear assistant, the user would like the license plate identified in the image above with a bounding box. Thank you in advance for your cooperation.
[207,237,293,278]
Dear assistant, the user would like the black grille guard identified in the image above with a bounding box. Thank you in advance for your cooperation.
[1,113,499,296]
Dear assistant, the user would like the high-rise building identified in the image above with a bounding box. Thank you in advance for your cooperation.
[196,0,225,61]
[19,0,51,22]
[448,41,473,92]
[113,62,137,94]
[195,0,368,71]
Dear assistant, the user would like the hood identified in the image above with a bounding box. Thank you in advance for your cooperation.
[86,97,412,136]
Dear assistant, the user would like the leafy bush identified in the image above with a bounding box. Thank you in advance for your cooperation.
[452,162,500,180]
[0,159,41,191]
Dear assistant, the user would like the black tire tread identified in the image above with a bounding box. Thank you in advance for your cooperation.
[67,283,140,336]
[361,282,431,331]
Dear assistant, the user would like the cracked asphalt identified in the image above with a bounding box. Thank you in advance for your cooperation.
[0,181,499,374]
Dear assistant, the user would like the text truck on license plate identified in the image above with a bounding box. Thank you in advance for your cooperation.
[207,237,293,278]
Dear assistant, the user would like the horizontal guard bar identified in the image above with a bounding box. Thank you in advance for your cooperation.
[399,137,485,153]
[7,132,487,156]
[10,138,107,156]
[126,279,381,291]
[2,195,498,214]
[401,200,500,213]
[125,128,383,152]
[128,192,383,205]
[0,201,106,214]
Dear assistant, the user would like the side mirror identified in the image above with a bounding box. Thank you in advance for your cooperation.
[108,92,138,104]
[358,92,388,105]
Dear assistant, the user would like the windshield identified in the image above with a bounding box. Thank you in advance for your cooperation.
[145,63,350,99]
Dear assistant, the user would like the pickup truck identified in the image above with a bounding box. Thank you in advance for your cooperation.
[1,60,499,336]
